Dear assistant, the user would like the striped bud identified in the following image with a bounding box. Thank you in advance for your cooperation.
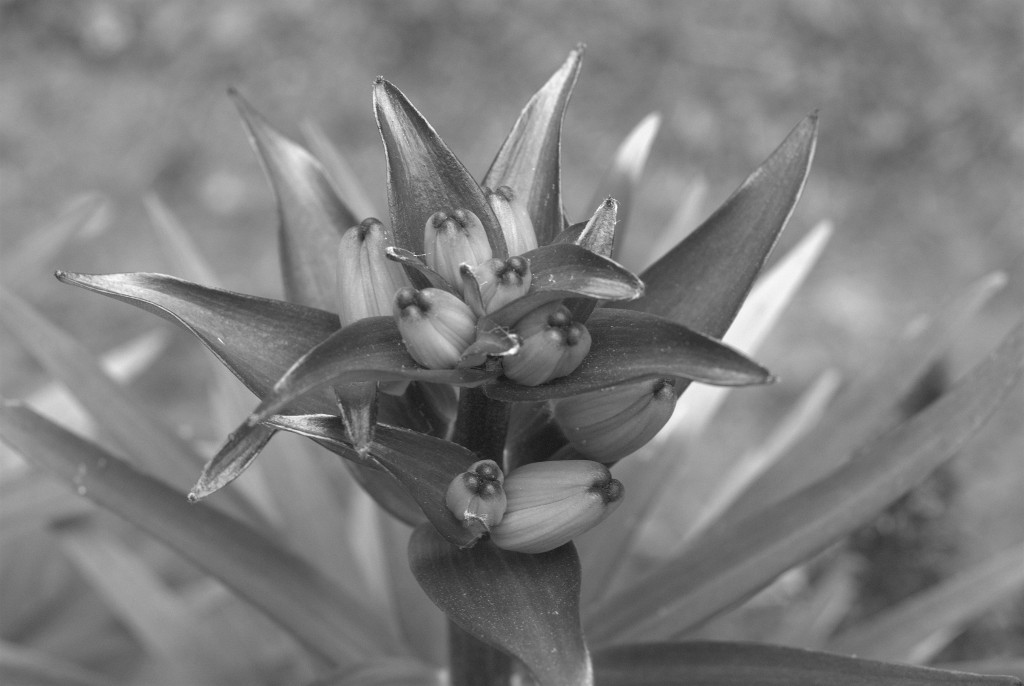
[445,459,507,536]
[473,256,532,314]
[336,218,411,328]
[393,287,476,369]
[424,209,492,294]
[486,186,538,256]
[503,304,591,386]
[490,460,624,554]
[552,379,678,462]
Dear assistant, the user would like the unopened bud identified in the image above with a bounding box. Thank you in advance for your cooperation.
[489,460,624,554]
[553,379,678,462]
[393,287,476,369]
[424,209,492,293]
[337,218,411,327]
[445,459,507,536]
[473,256,532,314]
[502,304,591,386]
[486,186,538,256]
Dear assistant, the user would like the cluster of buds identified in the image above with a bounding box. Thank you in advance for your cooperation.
[445,459,624,554]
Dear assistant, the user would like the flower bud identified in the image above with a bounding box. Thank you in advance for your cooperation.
[552,379,678,462]
[424,209,492,294]
[489,460,624,554]
[473,256,532,314]
[336,218,411,328]
[446,459,507,536]
[502,304,591,386]
[486,186,538,256]
[393,287,476,369]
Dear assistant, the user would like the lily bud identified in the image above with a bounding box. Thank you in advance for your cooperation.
[445,459,507,536]
[490,460,624,554]
[393,287,476,369]
[424,209,492,293]
[473,256,532,314]
[552,379,678,462]
[486,186,538,256]
[503,304,591,386]
[336,218,411,328]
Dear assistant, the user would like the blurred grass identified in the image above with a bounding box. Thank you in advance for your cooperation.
[1,0,1021,663]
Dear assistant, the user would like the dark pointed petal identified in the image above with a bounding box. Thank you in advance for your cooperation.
[334,382,377,456]
[622,114,818,338]
[484,47,583,246]
[374,78,505,257]
[485,243,644,327]
[386,247,455,293]
[485,309,773,401]
[231,90,357,311]
[409,525,592,685]
[265,415,479,547]
[189,423,276,502]
[248,316,498,426]
[56,271,339,411]
[592,642,1021,686]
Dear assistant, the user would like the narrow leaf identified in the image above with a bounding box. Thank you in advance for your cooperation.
[305,658,442,686]
[386,247,455,292]
[231,89,357,310]
[0,641,111,686]
[592,642,1021,686]
[484,308,773,401]
[2,193,109,283]
[247,316,498,426]
[301,119,379,220]
[484,46,583,245]
[0,471,93,537]
[591,321,1024,643]
[409,525,592,686]
[827,543,1024,663]
[144,194,222,287]
[0,402,388,666]
[265,414,478,547]
[589,113,661,269]
[622,114,818,337]
[641,175,709,272]
[374,78,505,257]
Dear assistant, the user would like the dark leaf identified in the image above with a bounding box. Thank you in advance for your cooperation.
[622,114,818,338]
[409,525,592,685]
[0,402,389,666]
[592,321,1024,643]
[374,78,505,257]
[265,415,479,547]
[484,46,583,246]
[231,89,357,311]
[386,247,454,292]
[485,308,773,401]
[592,642,1021,686]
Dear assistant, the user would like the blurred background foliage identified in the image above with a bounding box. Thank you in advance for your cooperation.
[1,0,1022,665]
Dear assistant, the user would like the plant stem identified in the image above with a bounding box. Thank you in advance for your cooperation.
[448,387,515,686]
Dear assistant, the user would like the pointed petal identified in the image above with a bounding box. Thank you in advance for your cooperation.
[484,47,583,246]
[0,402,388,666]
[485,309,773,401]
[56,271,339,411]
[592,321,1024,643]
[386,247,455,293]
[622,114,818,337]
[374,78,505,257]
[231,90,357,310]
[247,315,498,426]
[409,525,592,686]
[266,415,480,547]
[592,642,1021,686]
[589,113,661,268]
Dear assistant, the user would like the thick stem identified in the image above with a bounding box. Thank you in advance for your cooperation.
[448,387,515,686]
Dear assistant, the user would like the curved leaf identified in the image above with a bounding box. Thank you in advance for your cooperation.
[374,78,505,257]
[265,415,478,547]
[301,119,379,221]
[247,316,498,426]
[484,46,583,246]
[231,89,357,311]
[592,321,1024,644]
[56,271,340,411]
[484,308,773,401]
[385,247,454,292]
[409,525,592,686]
[592,642,1021,686]
[622,113,818,337]
[486,243,644,327]
[0,402,388,666]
